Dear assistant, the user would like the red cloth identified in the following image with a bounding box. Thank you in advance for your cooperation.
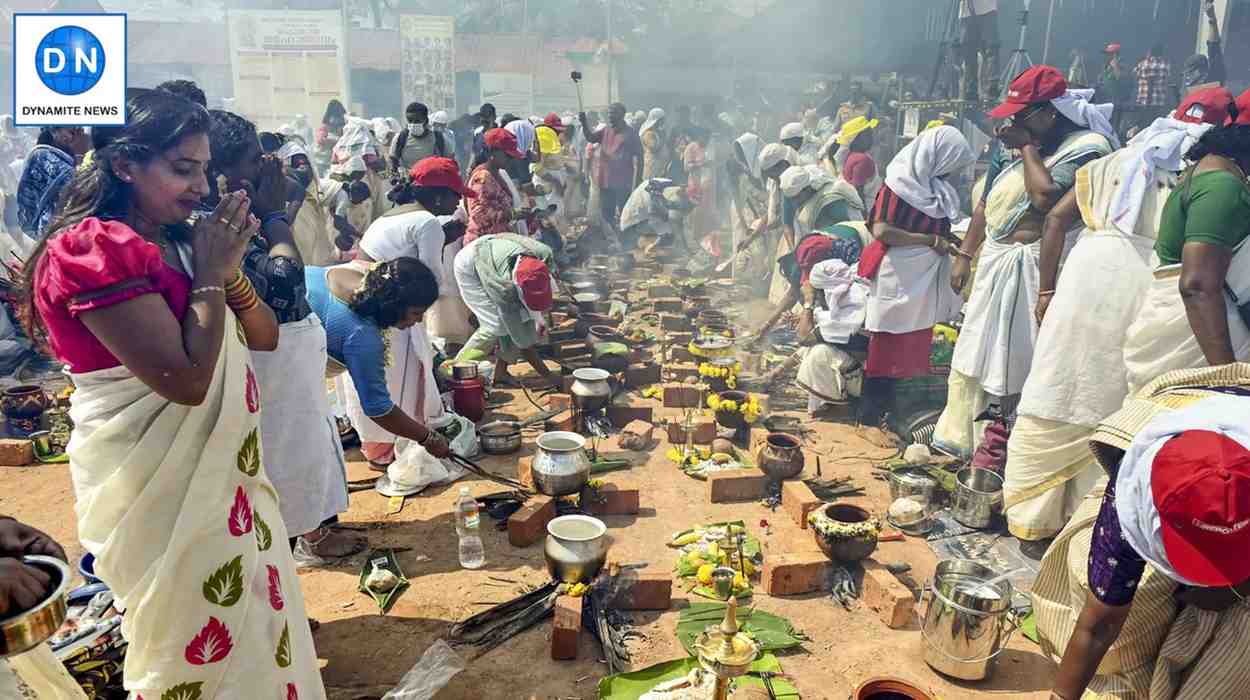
[34,217,190,372]
[465,164,513,242]
[865,329,932,379]
[795,234,835,285]
[841,152,877,188]
[514,256,553,311]
[858,184,952,279]
[592,126,642,191]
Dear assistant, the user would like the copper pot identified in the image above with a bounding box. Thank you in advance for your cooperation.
[756,432,805,481]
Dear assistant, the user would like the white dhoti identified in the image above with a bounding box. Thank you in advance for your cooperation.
[251,314,349,537]
[426,237,475,344]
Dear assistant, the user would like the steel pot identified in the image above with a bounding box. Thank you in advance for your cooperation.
[1,555,70,657]
[478,421,522,455]
[587,325,623,345]
[544,515,610,582]
[889,467,941,506]
[951,467,1003,529]
[756,432,805,481]
[570,368,612,413]
[450,362,480,380]
[532,431,592,496]
[921,559,1016,680]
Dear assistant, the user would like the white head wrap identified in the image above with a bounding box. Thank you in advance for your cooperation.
[1050,88,1121,148]
[275,140,308,162]
[1115,396,1250,587]
[884,125,975,220]
[779,165,811,198]
[371,117,397,145]
[757,143,796,175]
[431,110,450,126]
[504,119,536,153]
[640,108,666,136]
[780,122,804,141]
[277,123,294,137]
[1109,116,1212,235]
[734,133,762,179]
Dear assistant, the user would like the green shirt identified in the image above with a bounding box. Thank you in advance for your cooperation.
[1155,170,1250,266]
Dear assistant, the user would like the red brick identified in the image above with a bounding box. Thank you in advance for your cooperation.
[604,570,672,610]
[551,594,583,660]
[517,457,534,489]
[647,284,677,299]
[652,297,685,314]
[547,393,573,412]
[666,418,717,445]
[762,553,831,596]
[862,560,915,629]
[556,341,591,358]
[607,404,653,427]
[670,346,696,363]
[707,469,769,503]
[544,410,576,432]
[662,384,701,408]
[668,331,694,346]
[660,314,693,332]
[507,496,556,547]
[624,362,662,388]
[548,328,579,343]
[782,481,822,530]
[664,362,701,382]
[582,481,640,516]
[0,439,34,466]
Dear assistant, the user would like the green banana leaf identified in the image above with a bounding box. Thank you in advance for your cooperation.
[672,521,760,577]
[597,653,799,700]
[357,548,409,615]
[676,603,806,655]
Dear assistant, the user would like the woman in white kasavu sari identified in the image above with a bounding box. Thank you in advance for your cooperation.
[25,92,325,699]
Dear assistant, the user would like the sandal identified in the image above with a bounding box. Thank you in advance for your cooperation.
[301,526,368,559]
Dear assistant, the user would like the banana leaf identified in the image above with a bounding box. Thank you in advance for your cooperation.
[676,603,806,655]
[672,521,760,577]
[597,653,799,700]
[358,548,409,615]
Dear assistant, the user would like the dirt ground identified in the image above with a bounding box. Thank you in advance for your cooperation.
[0,388,1056,700]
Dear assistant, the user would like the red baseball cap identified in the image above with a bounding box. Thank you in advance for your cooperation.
[514,256,553,311]
[1104,43,1121,54]
[1173,87,1236,126]
[409,156,475,198]
[543,112,566,132]
[988,65,1068,120]
[484,128,526,159]
[1151,430,1250,587]
[1235,88,1250,126]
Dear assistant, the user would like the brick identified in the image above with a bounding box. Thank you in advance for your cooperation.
[508,496,555,547]
[561,375,576,393]
[664,362,700,382]
[624,362,662,388]
[607,405,653,427]
[652,297,685,314]
[517,457,534,489]
[556,341,591,358]
[862,560,915,629]
[782,481,822,530]
[647,284,677,299]
[666,418,717,445]
[668,332,694,346]
[548,328,579,343]
[662,384,701,408]
[660,314,692,332]
[670,346,696,363]
[707,469,770,503]
[582,480,640,516]
[544,410,576,433]
[762,553,831,596]
[551,594,583,660]
[603,570,672,610]
[547,393,573,412]
[0,439,34,467]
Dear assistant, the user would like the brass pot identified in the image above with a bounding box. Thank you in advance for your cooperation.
[0,555,70,657]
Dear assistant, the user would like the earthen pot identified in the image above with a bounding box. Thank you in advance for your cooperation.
[853,676,934,700]
[757,432,805,481]
[810,503,880,563]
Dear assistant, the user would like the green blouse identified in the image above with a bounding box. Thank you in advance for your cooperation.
[1155,169,1250,266]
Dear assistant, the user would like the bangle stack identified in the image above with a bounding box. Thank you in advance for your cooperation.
[1038,289,1056,298]
[225,271,260,313]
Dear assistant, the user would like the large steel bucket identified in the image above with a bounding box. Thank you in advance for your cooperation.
[951,467,1003,529]
[920,560,1016,680]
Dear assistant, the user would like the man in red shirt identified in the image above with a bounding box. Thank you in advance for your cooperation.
[580,102,643,237]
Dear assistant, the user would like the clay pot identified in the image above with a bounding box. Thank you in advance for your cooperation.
[810,503,879,563]
[1,385,50,437]
[757,432,805,481]
[587,325,624,345]
[714,390,749,431]
[853,677,934,700]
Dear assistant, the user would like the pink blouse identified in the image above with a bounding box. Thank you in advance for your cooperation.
[35,217,191,373]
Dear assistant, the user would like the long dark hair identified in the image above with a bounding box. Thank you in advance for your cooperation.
[204,109,257,209]
[1185,124,1250,163]
[21,91,210,343]
[322,99,346,125]
[348,257,440,328]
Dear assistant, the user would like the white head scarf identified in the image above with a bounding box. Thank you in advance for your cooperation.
[504,119,536,154]
[640,108,666,136]
[1109,116,1212,235]
[1051,88,1121,148]
[734,133,762,179]
[758,143,797,175]
[275,140,308,162]
[431,110,450,126]
[779,165,811,198]
[1115,396,1250,587]
[780,122,804,141]
[330,117,376,176]
[884,125,975,220]
[371,117,397,145]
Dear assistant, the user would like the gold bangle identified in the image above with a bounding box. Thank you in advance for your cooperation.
[229,294,260,314]
[225,271,249,294]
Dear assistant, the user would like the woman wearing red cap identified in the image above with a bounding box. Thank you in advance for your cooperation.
[338,157,471,479]
[1004,90,1234,550]
[1035,367,1250,700]
[933,65,1117,468]
[465,128,525,243]
[451,233,558,387]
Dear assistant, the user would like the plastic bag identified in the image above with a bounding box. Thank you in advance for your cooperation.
[381,639,465,700]
[380,413,479,496]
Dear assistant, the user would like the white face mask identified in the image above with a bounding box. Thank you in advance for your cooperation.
[409,123,427,137]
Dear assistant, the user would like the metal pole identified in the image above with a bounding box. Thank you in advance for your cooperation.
[1042,0,1056,65]
[606,0,614,106]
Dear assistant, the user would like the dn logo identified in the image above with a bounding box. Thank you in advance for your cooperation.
[35,25,106,96]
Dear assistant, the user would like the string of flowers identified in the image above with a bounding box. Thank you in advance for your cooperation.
[706,392,762,424]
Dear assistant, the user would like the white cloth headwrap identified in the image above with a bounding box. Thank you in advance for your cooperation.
[735,133,762,179]
[1114,396,1250,587]
[758,143,797,175]
[1108,116,1212,235]
[779,165,811,198]
[1051,88,1121,149]
[275,140,308,162]
[780,122,804,141]
[431,110,450,125]
[504,119,536,153]
[884,125,975,220]
[807,258,867,344]
[640,108,665,136]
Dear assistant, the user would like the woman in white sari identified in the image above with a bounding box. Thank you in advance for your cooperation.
[1004,92,1231,546]
[25,92,324,699]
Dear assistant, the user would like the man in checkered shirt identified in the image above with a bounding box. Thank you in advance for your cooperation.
[1134,44,1172,106]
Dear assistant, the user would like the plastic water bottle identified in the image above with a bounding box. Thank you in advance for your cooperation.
[455,486,485,569]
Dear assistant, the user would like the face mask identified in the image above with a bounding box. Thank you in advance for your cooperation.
[409,123,427,137]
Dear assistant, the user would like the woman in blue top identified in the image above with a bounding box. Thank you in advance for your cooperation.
[306,257,451,459]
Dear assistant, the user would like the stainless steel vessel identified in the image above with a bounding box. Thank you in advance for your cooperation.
[570,368,612,413]
[531,431,592,496]
[544,515,609,582]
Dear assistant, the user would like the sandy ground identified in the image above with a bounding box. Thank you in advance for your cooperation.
[0,395,1055,700]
